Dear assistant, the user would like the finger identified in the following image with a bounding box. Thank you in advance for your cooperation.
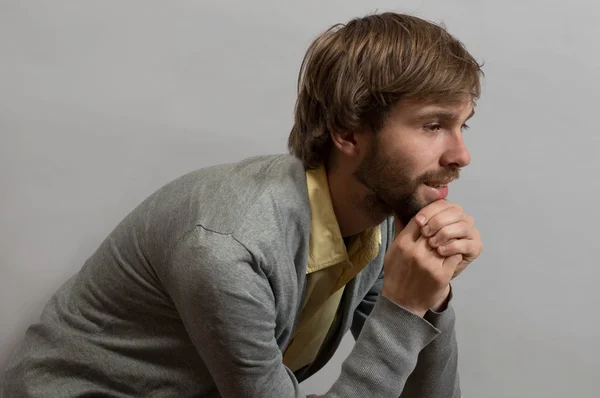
[414,199,459,230]
[430,237,456,250]
[442,254,463,278]
[453,263,468,279]
[428,221,472,248]
[421,205,470,237]
[415,234,445,260]
[437,238,479,259]
[395,215,422,242]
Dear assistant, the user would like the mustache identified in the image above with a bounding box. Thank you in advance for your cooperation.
[418,168,461,184]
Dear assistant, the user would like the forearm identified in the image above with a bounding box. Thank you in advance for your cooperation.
[399,299,461,398]
[325,295,441,397]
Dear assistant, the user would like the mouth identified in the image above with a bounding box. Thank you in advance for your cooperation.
[423,179,454,188]
[422,179,453,200]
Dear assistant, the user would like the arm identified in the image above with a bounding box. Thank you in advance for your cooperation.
[162,227,442,398]
[400,290,461,398]
[351,271,461,398]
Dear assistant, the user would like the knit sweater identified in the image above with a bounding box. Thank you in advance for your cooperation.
[2,154,460,397]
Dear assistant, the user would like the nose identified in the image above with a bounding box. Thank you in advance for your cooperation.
[440,132,471,168]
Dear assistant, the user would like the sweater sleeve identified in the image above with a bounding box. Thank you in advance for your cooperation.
[398,288,461,398]
[162,227,444,398]
[351,269,461,398]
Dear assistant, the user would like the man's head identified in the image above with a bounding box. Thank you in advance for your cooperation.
[288,12,483,225]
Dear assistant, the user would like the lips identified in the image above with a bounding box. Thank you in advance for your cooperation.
[422,179,453,200]
[424,179,454,188]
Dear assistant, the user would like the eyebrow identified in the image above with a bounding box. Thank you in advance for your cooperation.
[414,108,475,124]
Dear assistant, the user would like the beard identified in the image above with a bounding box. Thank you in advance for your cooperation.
[353,137,460,226]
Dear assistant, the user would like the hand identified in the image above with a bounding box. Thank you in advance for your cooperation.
[382,215,463,317]
[415,200,482,279]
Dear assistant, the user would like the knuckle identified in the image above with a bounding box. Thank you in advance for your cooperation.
[459,220,471,233]
[445,240,458,252]
[395,236,410,251]
[426,219,438,233]
[466,239,476,251]
[409,249,422,263]
[437,227,451,241]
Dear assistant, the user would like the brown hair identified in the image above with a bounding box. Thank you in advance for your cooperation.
[288,12,484,169]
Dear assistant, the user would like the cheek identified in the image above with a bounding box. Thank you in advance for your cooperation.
[384,150,414,176]
[377,134,438,182]
[406,143,443,177]
[395,150,426,180]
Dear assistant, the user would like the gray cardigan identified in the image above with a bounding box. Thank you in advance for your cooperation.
[2,154,460,397]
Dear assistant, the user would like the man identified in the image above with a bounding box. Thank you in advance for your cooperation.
[2,12,483,398]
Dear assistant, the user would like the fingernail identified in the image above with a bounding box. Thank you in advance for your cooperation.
[416,214,426,225]
[429,236,437,246]
[438,245,446,253]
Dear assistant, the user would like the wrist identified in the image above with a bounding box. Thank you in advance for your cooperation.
[430,285,452,313]
[381,289,428,317]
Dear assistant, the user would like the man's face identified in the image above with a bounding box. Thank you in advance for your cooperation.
[354,98,474,226]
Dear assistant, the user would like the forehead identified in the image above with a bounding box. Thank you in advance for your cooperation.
[390,98,475,122]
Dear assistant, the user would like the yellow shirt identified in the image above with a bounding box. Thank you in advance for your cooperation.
[282,164,381,372]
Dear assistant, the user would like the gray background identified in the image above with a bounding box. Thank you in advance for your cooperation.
[1,0,598,397]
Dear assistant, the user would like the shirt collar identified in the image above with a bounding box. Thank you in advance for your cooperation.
[305,164,381,274]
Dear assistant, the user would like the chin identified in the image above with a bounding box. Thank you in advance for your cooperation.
[391,197,429,226]
[372,190,424,226]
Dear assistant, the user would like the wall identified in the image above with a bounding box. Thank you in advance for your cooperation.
[1,1,598,396]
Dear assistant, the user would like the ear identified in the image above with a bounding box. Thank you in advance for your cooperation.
[330,130,365,158]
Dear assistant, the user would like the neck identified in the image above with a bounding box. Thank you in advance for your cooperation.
[325,161,387,237]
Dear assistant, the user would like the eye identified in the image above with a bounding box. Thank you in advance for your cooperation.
[461,124,470,132]
[423,123,442,133]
